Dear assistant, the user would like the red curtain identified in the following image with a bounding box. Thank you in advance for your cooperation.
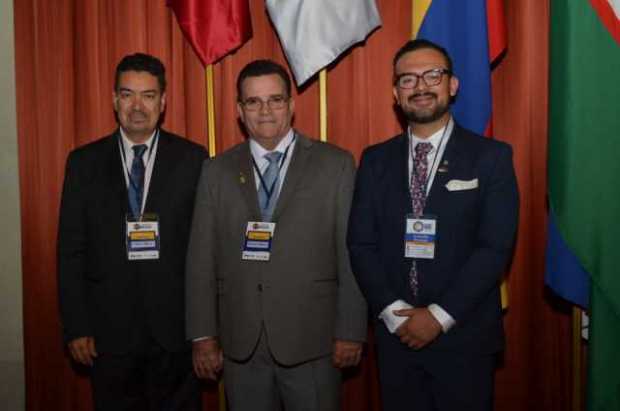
[14,0,572,410]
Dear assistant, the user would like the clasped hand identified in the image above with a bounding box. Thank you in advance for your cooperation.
[394,308,442,350]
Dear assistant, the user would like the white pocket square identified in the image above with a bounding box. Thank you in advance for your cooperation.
[445,178,478,191]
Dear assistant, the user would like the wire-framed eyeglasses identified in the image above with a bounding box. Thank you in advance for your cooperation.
[240,95,289,111]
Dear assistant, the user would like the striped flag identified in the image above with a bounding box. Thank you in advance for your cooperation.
[168,0,252,65]
[265,0,381,85]
[413,0,509,307]
[413,0,505,134]
[545,1,619,410]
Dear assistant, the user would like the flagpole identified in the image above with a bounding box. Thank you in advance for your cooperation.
[205,63,225,411]
[319,69,328,142]
[206,64,217,157]
[572,307,583,411]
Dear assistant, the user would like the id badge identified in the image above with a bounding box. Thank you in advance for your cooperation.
[126,213,160,260]
[404,215,436,259]
[242,221,276,261]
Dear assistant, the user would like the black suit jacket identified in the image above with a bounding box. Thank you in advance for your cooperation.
[57,129,206,354]
[347,124,518,354]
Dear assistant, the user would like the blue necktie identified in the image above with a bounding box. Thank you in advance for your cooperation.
[258,151,283,221]
[128,144,147,218]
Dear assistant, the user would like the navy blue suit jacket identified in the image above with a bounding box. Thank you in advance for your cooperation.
[347,124,518,354]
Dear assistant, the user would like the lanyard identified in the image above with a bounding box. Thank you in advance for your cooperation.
[118,130,159,213]
[409,123,448,196]
[251,133,296,204]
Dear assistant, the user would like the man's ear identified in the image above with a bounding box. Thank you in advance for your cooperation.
[112,91,119,112]
[449,76,459,97]
[160,92,167,113]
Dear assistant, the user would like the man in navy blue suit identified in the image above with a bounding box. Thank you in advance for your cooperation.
[347,39,519,411]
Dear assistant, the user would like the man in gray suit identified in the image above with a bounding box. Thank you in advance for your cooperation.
[185,59,367,411]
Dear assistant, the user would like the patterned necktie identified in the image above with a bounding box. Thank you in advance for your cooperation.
[128,144,148,218]
[409,141,433,298]
[258,151,283,221]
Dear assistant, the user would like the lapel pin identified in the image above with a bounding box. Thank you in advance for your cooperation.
[437,160,449,173]
[239,172,246,184]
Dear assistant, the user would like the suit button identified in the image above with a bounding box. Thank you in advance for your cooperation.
[257,284,263,292]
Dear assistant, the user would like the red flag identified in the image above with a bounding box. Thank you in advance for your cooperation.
[487,0,507,65]
[167,0,252,65]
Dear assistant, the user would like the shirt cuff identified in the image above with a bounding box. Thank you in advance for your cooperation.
[428,304,456,333]
[379,300,414,333]
[192,336,213,342]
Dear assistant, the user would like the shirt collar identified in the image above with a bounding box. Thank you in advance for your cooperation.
[119,127,157,152]
[408,116,454,153]
[250,128,295,161]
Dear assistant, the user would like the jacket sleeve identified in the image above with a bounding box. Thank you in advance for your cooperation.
[347,148,402,317]
[185,159,219,340]
[437,143,519,323]
[334,153,368,342]
[57,151,92,343]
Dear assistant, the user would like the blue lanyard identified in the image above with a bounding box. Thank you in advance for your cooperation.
[251,133,296,203]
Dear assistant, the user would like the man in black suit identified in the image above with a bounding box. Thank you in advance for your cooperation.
[347,39,519,411]
[57,53,206,410]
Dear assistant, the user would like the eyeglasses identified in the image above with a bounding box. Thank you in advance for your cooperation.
[395,68,451,89]
[240,95,289,111]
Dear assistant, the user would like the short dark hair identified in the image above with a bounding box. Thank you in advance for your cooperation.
[236,59,292,100]
[393,39,454,75]
[114,53,166,93]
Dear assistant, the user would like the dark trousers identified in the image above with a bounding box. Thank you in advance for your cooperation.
[91,341,201,411]
[375,325,496,411]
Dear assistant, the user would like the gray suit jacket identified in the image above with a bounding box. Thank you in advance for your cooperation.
[186,133,367,365]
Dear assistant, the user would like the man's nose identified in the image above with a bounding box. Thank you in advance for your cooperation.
[258,101,273,114]
[131,96,144,110]
[413,76,429,91]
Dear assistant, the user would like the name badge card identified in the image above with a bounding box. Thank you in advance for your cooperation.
[405,215,436,259]
[242,221,276,261]
[126,214,160,260]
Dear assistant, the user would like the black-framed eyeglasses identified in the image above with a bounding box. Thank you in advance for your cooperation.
[395,68,452,89]
[240,95,289,111]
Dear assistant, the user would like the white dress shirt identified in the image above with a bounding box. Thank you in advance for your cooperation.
[118,128,159,215]
[379,118,456,334]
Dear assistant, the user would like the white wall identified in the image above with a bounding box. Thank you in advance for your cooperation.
[0,0,25,409]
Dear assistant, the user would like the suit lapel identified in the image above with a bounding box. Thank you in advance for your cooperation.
[271,133,312,222]
[103,131,129,216]
[395,133,413,215]
[238,142,263,220]
[425,125,463,212]
[144,130,175,213]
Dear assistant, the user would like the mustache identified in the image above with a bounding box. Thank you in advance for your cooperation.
[408,92,437,102]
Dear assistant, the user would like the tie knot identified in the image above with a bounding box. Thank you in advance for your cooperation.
[415,142,433,157]
[132,144,148,159]
[264,151,283,164]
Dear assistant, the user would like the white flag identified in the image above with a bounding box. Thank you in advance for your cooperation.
[266,0,382,85]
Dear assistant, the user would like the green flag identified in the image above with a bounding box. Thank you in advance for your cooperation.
[549,1,620,410]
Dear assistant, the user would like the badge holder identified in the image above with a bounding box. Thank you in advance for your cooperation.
[242,221,276,261]
[404,214,437,259]
[126,213,160,260]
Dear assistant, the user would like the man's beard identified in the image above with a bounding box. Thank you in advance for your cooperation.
[402,92,450,124]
